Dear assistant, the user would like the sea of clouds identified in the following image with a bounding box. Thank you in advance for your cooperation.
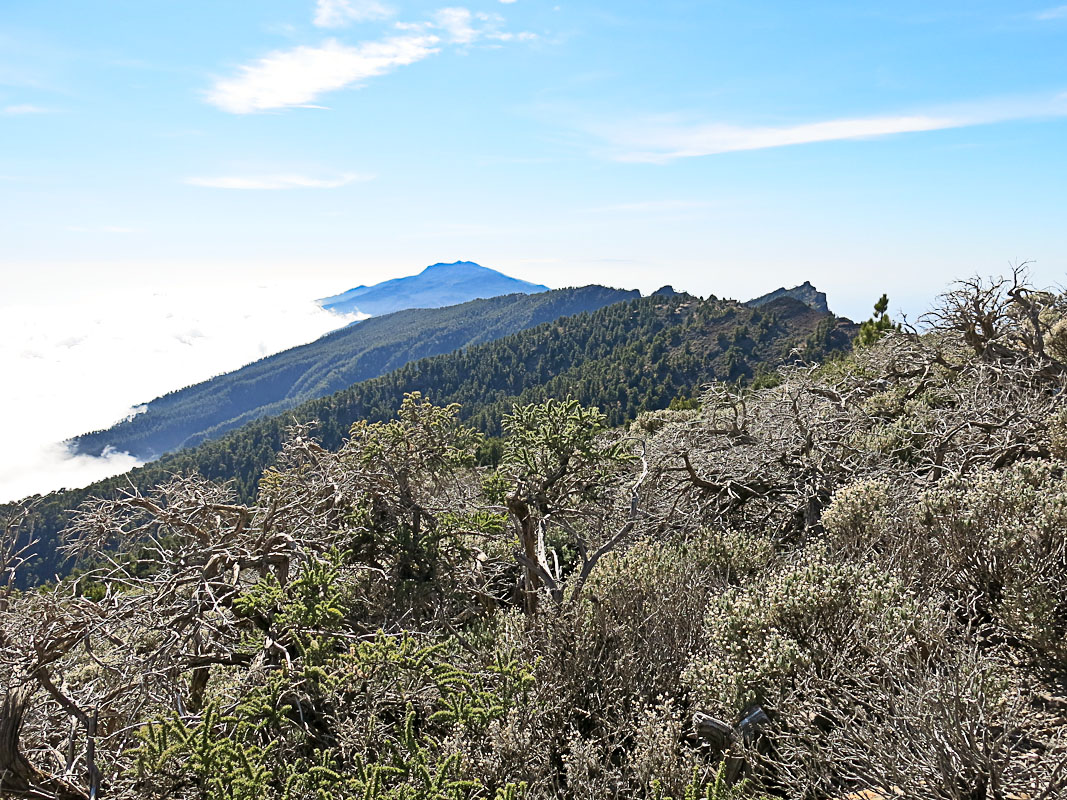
[0,284,357,503]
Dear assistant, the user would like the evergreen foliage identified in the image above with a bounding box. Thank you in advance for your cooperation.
[855,293,900,346]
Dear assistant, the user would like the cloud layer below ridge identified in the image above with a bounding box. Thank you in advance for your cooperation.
[0,284,355,502]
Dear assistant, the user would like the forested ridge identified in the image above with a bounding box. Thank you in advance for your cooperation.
[7,291,849,584]
[4,273,1067,799]
[73,286,635,460]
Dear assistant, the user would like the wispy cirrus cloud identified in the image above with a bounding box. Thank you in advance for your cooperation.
[3,104,51,115]
[206,36,439,113]
[430,7,483,44]
[580,199,717,214]
[587,93,1067,163]
[314,0,393,28]
[1035,5,1067,20]
[66,225,137,233]
[402,7,537,44]
[207,7,534,114]
[184,172,371,189]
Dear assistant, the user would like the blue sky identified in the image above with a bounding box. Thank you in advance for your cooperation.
[3,0,1066,316]
[3,1,1067,499]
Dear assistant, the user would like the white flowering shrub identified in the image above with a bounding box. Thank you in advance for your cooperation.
[820,478,892,552]
[684,547,928,718]
[919,459,1067,672]
[1048,407,1067,459]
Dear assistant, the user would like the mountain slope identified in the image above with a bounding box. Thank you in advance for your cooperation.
[319,261,548,316]
[11,292,853,584]
[746,280,829,313]
[72,286,633,460]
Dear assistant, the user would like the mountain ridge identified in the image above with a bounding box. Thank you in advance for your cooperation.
[71,285,634,461]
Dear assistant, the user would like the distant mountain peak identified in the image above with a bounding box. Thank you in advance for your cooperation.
[745,281,830,314]
[319,261,549,318]
[422,260,482,270]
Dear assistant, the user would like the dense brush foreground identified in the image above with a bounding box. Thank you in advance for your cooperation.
[4,273,1067,800]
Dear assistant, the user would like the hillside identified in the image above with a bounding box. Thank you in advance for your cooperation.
[72,286,631,460]
[10,292,851,583]
[4,274,1066,800]
[318,260,548,316]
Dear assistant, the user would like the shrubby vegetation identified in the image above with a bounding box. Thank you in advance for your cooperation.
[4,271,1066,799]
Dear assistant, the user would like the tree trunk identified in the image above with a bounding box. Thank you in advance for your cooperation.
[0,684,89,800]
[507,496,540,615]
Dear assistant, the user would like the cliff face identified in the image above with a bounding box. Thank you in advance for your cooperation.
[745,280,830,314]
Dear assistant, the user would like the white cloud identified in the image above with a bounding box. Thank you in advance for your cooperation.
[314,0,393,27]
[0,442,143,504]
[493,31,538,42]
[0,285,360,502]
[206,35,440,113]
[1036,5,1067,19]
[428,7,534,44]
[591,94,1067,162]
[3,104,49,115]
[66,225,136,233]
[432,7,481,44]
[207,7,534,113]
[185,172,371,189]
[581,199,717,214]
